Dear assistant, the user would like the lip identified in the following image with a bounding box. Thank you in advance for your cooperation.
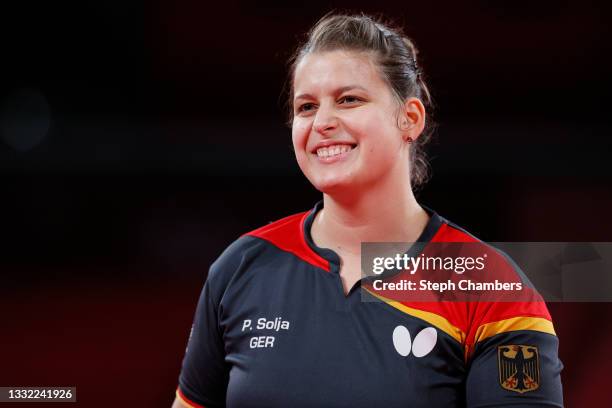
[311,140,357,154]
[313,144,358,164]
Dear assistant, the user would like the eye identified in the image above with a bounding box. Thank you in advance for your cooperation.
[296,103,316,113]
[338,95,362,104]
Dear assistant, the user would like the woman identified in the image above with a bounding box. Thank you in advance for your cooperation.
[173,13,563,407]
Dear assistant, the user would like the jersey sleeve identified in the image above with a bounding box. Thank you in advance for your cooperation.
[177,277,228,408]
[176,237,257,408]
[465,302,564,407]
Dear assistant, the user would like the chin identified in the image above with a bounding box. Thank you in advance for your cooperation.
[312,176,355,196]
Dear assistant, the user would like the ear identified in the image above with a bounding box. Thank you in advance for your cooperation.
[400,97,426,142]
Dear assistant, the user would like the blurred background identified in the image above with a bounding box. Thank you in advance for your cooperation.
[1,0,610,406]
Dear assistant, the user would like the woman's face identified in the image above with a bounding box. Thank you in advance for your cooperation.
[291,50,411,196]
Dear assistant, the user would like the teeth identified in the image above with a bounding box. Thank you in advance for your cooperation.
[316,144,353,158]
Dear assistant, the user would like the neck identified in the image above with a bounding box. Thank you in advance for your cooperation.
[313,170,429,255]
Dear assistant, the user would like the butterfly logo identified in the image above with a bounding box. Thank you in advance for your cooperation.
[392,325,437,357]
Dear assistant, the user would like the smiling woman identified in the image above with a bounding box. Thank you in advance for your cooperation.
[172,12,563,408]
[289,47,432,294]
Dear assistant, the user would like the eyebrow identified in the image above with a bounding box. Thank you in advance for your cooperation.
[294,85,369,103]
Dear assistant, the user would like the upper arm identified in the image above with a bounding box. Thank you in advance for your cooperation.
[175,237,258,408]
[466,318,564,407]
[172,386,209,408]
[464,245,564,406]
[171,395,193,408]
[176,278,229,408]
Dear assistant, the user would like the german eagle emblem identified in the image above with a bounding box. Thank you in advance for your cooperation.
[497,344,540,393]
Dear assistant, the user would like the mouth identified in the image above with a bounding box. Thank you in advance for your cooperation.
[313,143,358,160]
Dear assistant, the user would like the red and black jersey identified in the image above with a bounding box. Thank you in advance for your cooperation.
[176,200,563,407]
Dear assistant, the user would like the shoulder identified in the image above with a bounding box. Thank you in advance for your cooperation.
[242,210,309,246]
[206,208,316,291]
[430,212,482,243]
[399,210,555,358]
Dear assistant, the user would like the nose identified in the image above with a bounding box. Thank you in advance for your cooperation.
[312,103,338,136]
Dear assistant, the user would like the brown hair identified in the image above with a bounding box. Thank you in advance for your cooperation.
[286,12,436,189]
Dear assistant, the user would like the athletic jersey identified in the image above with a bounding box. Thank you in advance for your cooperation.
[176,201,563,407]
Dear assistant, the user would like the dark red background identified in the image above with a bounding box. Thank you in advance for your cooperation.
[1,1,611,406]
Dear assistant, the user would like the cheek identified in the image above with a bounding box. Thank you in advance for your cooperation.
[353,119,401,161]
[291,121,310,152]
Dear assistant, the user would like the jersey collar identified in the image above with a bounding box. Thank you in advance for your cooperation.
[302,199,445,271]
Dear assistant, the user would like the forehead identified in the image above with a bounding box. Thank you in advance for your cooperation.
[293,50,388,97]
